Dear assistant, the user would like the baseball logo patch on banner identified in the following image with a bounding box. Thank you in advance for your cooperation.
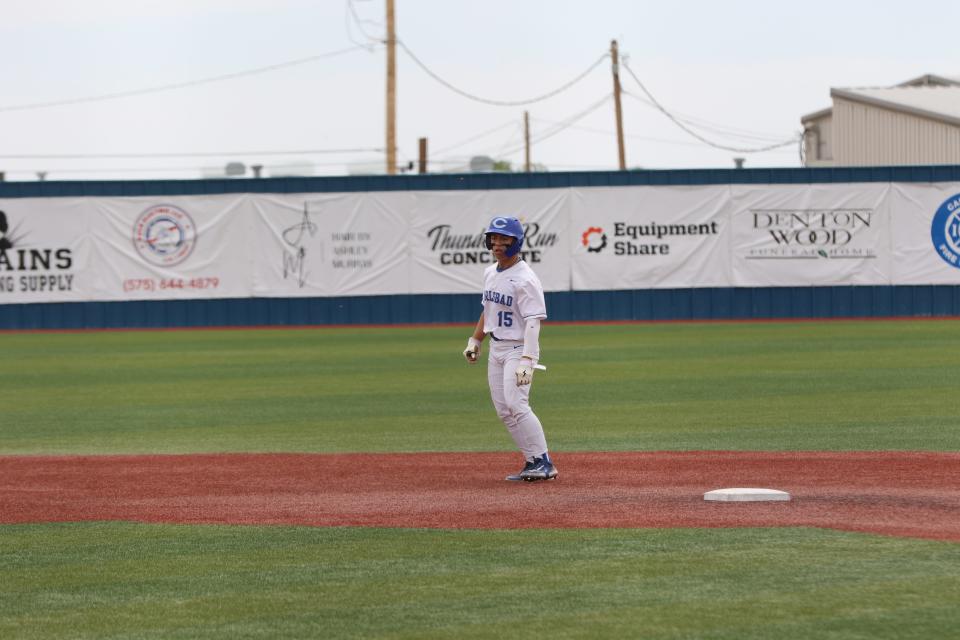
[133,204,197,266]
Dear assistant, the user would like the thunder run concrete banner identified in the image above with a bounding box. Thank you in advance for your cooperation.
[250,192,411,297]
[570,186,730,290]
[408,189,570,293]
[729,183,892,286]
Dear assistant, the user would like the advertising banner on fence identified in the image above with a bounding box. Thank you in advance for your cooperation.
[570,186,731,290]
[0,198,91,303]
[6,181,960,306]
[730,183,892,287]
[250,192,411,297]
[93,196,253,300]
[888,182,960,284]
[408,189,570,293]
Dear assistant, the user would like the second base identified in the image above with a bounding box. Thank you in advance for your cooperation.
[704,488,791,502]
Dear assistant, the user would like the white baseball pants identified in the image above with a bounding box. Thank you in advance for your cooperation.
[486,338,548,461]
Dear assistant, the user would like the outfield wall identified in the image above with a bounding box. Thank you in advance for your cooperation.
[2,165,960,329]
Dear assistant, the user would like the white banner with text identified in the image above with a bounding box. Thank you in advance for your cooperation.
[729,183,893,286]
[570,186,731,290]
[3,181,960,304]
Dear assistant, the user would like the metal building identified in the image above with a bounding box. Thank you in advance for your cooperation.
[802,74,960,167]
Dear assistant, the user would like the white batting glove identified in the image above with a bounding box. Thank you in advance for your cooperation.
[516,359,534,385]
[463,337,481,364]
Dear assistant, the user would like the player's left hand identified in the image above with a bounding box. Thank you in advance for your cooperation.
[516,360,534,385]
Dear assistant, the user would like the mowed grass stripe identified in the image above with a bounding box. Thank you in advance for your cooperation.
[1,320,958,454]
[1,523,958,640]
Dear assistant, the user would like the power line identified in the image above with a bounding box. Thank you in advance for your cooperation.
[500,94,612,155]
[431,120,520,155]
[495,122,526,158]
[530,118,708,147]
[0,45,375,113]
[433,96,612,163]
[6,157,389,177]
[620,58,801,154]
[0,148,383,160]
[345,0,383,48]
[621,90,795,144]
[398,39,609,107]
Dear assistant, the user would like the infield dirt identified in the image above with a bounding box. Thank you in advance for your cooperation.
[2,451,958,542]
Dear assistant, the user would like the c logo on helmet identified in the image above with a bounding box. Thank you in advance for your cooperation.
[492,217,509,229]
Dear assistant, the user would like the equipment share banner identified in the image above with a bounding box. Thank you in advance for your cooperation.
[570,185,731,291]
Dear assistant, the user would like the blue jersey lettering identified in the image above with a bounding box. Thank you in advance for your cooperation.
[484,290,514,306]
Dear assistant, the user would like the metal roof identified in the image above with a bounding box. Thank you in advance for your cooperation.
[898,74,960,87]
[801,74,960,124]
[830,85,960,127]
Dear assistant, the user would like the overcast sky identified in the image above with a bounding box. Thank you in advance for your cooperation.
[0,0,956,182]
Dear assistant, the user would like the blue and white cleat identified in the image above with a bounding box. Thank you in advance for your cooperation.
[506,459,536,481]
[519,453,558,481]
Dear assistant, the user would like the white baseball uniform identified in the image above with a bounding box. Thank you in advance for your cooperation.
[480,259,549,461]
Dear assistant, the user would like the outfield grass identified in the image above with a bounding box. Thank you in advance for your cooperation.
[2,320,959,639]
[0,320,958,454]
[2,523,958,640]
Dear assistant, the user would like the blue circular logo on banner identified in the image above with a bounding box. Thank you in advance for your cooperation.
[931,193,960,269]
[133,204,197,267]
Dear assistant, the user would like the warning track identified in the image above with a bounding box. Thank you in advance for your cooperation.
[1,451,958,542]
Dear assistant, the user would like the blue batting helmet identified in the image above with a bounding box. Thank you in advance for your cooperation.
[484,216,525,257]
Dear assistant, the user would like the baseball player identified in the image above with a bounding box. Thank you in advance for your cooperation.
[463,216,557,482]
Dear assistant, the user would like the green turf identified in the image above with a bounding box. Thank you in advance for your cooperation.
[1,523,958,640]
[2,321,959,638]
[1,320,959,454]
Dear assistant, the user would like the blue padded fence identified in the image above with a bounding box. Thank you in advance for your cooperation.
[3,286,960,330]
[2,165,960,330]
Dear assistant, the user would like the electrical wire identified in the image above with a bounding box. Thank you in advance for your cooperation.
[9,156,388,177]
[433,94,613,166]
[622,90,794,144]
[530,117,795,153]
[430,119,520,155]
[497,94,612,156]
[494,122,526,158]
[398,39,609,107]
[0,45,375,113]
[620,58,801,154]
[345,0,383,49]
[0,149,383,159]
[530,118,707,147]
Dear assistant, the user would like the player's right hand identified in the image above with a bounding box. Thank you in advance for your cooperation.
[463,337,481,364]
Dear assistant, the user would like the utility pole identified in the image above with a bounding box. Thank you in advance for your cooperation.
[385,0,397,175]
[610,39,626,170]
[418,137,428,174]
[524,111,531,172]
